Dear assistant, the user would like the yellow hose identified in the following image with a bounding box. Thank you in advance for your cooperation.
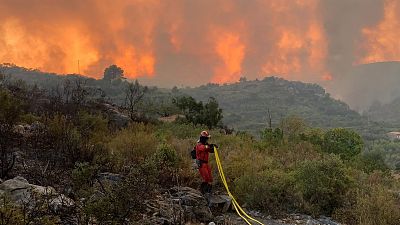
[213,147,265,225]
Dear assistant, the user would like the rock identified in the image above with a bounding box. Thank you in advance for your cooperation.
[102,103,130,128]
[0,176,74,210]
[143,186,213,224]
[209,194,232,213]
[170,187,213,222]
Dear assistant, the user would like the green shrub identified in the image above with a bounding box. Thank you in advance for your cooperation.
[334,172,400,225]
[234,169,298,215]
[82,163,157,223]
[294,155,351,216]
[323,128,363,160]
[46,114,84,167]
[352,151,389,173]
[280,116,307,142]
[355,185,400,225]
[261,128,283,146]
[106,123,158,168]
[75,110,109,143]
[72,162,98,196]
[153,143,180,168]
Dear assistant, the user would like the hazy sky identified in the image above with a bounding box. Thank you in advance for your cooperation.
[0,0,399,88]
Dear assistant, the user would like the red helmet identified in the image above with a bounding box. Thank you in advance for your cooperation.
[200,130,211,138]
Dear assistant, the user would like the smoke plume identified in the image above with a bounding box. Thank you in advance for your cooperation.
[0,0,398,90]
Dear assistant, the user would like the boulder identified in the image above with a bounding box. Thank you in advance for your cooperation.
[102,103,130,127]
[208,194,232,213]
[143,186,213,224]
[170,187,213,222]
[0,176,74,210]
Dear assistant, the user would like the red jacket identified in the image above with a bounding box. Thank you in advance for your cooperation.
[196,142,211,162]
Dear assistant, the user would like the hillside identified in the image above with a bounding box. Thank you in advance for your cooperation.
[329,62,400,111]
[2,64,388,139]
[0,71,399,225]
[367,97,400,126]
[183,77,367,133]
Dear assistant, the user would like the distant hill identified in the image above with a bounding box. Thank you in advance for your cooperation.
[1,64,388,138]
[329,62,400,111]
[367,97,400,127]
[182,77,368,133]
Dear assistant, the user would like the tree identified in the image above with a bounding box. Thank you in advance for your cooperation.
[173,96,204,125]
[323,128,363,160]
[173,96,223,129]
[0,89,22,178]
[239,76,247,82]
[103,65,124,81]
[203,97,223,129]
[261,128,283,146]
[295,155,351,215]
[124,80,147,122]
[280,116,307,142]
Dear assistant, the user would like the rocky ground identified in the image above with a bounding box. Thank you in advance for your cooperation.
[137,186,340,225]
[0,176,341,225]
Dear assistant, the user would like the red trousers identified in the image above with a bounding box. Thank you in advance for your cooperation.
[199,163,213,183]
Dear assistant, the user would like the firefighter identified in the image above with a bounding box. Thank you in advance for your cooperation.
[195,130,218,194]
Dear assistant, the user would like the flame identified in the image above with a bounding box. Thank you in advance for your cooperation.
[0,18,99,75]
[261,0,328,80]
[211,27,245,83]
[2,0,398,84]
[359,0,400,63]
[0,0,158,79]
[322,72,333,81]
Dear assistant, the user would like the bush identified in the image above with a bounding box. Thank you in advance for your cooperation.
[261,128,283,146]
[352,151,389,173]
[234,169,298,215]
[334,172,400,225]
[354,185,400,225]
[106,123,158,168]
[45,114,84,167]
[75,110,109,144]
[294,155,351,216]
[82,163,157,223]
[152,143,180,168]
[323,128,363,160]
[71,162,98,196]
[0,194,61,225]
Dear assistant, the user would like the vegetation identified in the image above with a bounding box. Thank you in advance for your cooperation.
[323,128,363,160]
[173,96,223,129]
[0,65,399,225]
[3,64,391,140]
[103,64,125,81]
[367,97,400,127]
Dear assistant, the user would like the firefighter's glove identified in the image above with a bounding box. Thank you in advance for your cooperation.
[210,144,218,150]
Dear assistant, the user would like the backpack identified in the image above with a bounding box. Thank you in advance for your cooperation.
[190,147,196,159]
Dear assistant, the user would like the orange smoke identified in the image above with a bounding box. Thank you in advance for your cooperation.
[211,28,245,83]
[359,0,400,64]
[261,0,328,81]
[0,0,398,85]
[0,0,158,79]
[0,18,99,75]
